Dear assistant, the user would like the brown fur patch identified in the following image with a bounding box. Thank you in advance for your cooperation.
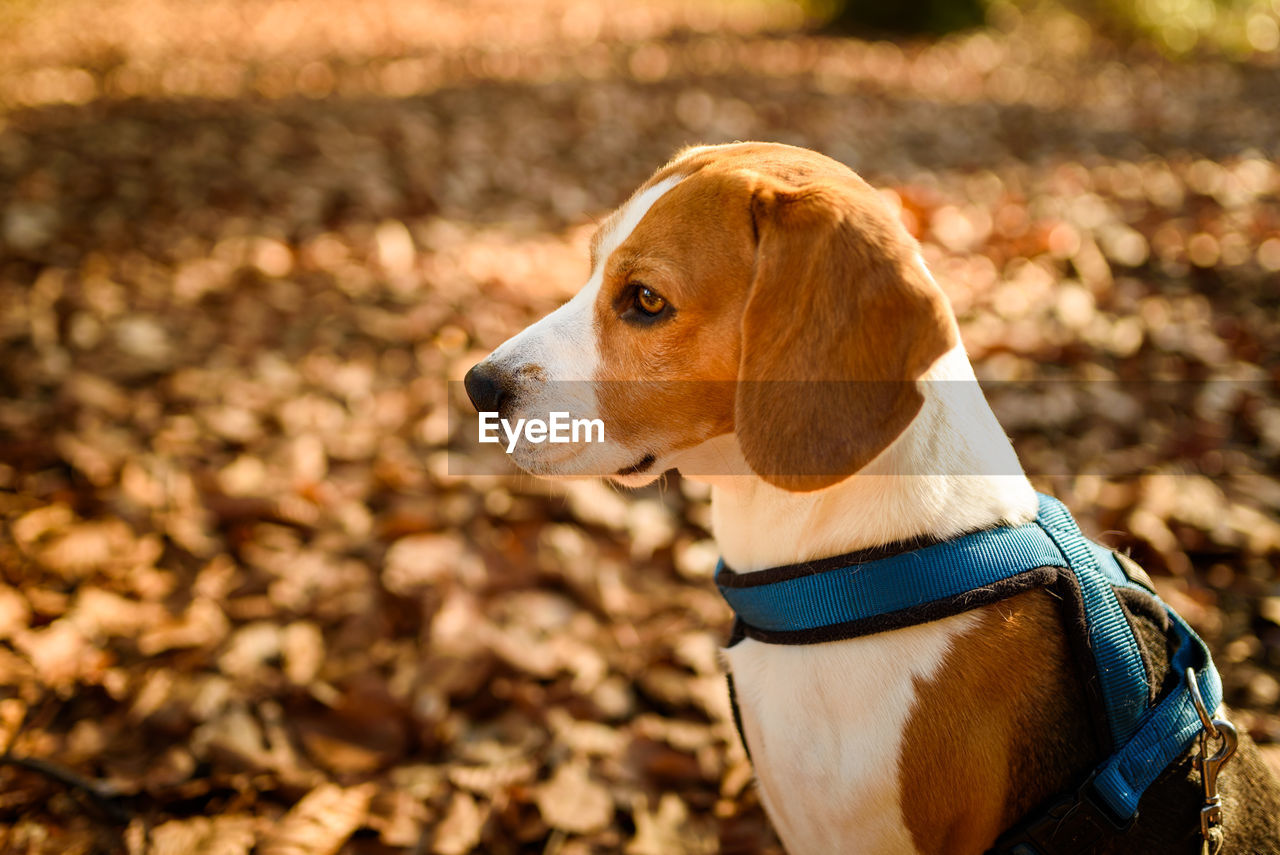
[901,587,1280,854]
[900,591,1096,854]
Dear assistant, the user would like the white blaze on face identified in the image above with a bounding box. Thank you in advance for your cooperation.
[480,173,685,474]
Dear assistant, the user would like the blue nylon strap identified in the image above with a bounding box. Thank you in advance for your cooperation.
[715,492,1223,824]
[1032,497,1149,751]
[715,519,1064,634]
[1093,610,1220,818]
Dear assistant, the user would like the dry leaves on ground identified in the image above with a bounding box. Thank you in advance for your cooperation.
[0,0,1278,853]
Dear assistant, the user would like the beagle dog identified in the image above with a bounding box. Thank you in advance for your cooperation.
[464,143,1280,853]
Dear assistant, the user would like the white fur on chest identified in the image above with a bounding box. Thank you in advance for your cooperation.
[725,613,978,855]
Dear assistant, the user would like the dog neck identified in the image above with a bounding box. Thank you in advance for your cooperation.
[682,345,1039,573]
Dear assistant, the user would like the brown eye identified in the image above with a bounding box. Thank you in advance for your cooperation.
[634,285,667,317]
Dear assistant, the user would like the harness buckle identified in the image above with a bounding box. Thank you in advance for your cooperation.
[1187,668,1237,848]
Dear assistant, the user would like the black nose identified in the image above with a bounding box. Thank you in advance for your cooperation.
[464,362,510,414]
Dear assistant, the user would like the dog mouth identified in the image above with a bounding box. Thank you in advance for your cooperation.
[615,453,656,476]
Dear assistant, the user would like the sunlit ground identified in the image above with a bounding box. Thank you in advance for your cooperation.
[1,1,1279,853]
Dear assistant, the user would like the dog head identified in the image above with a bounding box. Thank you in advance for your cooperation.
[465,142,958,491]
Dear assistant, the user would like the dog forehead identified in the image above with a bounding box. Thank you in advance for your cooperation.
[593,170,763,278]
[629,175,751,248]
[586,145,788,256]
[589,173,687,268]
[594,144,871,254]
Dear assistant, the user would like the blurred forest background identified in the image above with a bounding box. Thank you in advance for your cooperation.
[1,0,1279,852]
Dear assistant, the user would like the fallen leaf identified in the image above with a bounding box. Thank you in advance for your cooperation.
[535,759,614,835]
[149,815,257,855]
[433,791,486,855]
[259,782,376,855]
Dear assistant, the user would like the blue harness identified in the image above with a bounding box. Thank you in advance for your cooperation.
[715,492,1221,841]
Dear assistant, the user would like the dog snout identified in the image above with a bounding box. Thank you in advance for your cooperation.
[464,361,513,415]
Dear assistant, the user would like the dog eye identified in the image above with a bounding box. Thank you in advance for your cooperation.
[634,286,667,317]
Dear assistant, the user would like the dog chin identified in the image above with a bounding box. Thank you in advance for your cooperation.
[509,445,657,483]
[609,467,666,489]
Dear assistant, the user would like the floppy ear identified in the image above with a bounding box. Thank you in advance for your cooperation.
[736,177,957,491]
